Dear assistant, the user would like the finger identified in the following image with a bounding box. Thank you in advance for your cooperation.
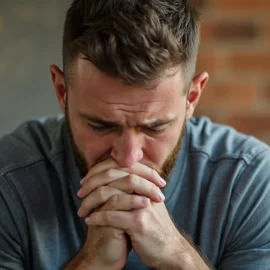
[107,174,165,203]
[120,163,166,188]
[77,168,129,198]
[100,194,150,212]
[85,211,132,231]
[80,158,117,184]
[78,186,124,218]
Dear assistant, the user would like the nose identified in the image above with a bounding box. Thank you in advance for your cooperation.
[111,129,143,167]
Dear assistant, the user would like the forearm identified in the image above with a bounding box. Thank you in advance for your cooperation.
[63,248,92,270]
[63,248,109,270]
[63,246,122,270]
[157,234,212,270]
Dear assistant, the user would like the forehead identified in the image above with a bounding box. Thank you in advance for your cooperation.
[69,57,187,123]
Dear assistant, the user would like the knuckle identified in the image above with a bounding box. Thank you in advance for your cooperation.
[103,212,111,223]
[127,174,137,186]
[103,211,115,224]
[125,174,138,193]
[104,168,116,178]
[97,186,108,201]
[134,212,147,232]
[110,194,119,206]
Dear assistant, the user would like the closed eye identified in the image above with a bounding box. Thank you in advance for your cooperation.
[88,123,115,132]
[87,121,170,134]
[142,124,169,134]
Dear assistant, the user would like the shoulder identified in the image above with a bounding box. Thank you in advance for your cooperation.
[0,114,65,175]
[186,118,270,264]
[186,117,270,215]
[187,116,270,164]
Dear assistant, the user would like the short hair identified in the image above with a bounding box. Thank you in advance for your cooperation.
[62,0,200,90]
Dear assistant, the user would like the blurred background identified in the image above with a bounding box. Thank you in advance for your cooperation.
[0,0,269,143]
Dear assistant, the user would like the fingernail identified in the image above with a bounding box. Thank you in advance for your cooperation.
[160,178,167,186]
[80,178,85,185]
[77,208,83,217]
[142,197,150,206]
[77,189,83,197]
[85,217,91,224]
[157,192,165,201]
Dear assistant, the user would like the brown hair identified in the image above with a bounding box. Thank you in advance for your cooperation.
[62,0,200,90]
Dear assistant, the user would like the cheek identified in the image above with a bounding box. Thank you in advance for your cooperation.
[70,117,111,164]
[67,100,112,166]
[144,131,180,167]
[84,137,111,165]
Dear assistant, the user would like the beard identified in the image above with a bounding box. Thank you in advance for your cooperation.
[65,100,185,182]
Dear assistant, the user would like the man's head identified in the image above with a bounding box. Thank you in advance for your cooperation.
[50,0,208,179]
[62,0,201,89]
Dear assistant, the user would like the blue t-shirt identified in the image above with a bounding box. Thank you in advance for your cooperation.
[0,116,270,270]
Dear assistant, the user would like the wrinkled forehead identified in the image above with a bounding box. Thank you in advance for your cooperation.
[67,58,188,125]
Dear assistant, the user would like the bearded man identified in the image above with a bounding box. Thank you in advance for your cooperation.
[0,1,270,269]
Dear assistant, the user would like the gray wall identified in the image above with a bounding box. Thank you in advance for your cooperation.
[0,1,71,137]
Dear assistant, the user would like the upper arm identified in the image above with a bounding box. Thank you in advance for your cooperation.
[218,149,270,270]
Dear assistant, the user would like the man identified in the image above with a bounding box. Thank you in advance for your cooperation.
[0,0,270,269]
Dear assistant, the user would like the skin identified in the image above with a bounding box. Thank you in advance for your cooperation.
[50,55,209,269]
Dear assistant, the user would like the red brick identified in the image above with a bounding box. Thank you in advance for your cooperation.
[199,81,257,108]
[201,21,258,40]
[227,115,270,135]
[230,53,270,72]
[264,24,270,39]
[265,84,270,100]
[214,22,258,40]
[201,21,214,39]
[194,109,223,124]
[216,0,270,12]
[191,0,270,145]
[260,135,270,145]
[196,50,221,74]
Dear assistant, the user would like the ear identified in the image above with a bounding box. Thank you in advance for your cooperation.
[186,71,209,120]
[50,65,67,114]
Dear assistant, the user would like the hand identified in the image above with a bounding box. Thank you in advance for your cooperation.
[77,158,166,218]
[77,159,175,268]
[76,159,166,269]
[78,210,129,270]
[85,199,182,269]
[77,160,208,269]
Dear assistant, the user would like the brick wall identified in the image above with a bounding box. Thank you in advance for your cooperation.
[192,0,270,144]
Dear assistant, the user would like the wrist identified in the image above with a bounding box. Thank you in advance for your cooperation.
[87,261,121,270]
[83,245,125,270]
[79,249,121,270]
[65,258,120,270]
[63,248,121,270]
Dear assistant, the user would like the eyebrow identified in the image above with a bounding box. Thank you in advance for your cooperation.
[80,113,176,128]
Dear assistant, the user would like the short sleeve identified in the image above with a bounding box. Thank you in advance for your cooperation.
[0,175,26,269]
[218,149,270,270]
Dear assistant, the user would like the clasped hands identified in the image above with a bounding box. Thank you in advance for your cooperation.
[76,158,182,269]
